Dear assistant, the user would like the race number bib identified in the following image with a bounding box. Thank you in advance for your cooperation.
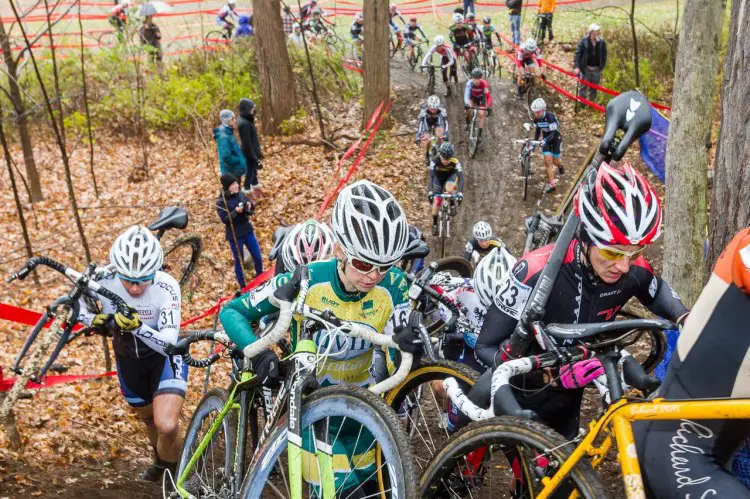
[493,273,532,320]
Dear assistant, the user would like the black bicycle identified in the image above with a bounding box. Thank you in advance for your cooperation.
[148,206,202,288]
[514,126,544,201]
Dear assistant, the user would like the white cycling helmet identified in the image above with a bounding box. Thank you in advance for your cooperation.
[331,180,409,266]
[472,221,492,240]
[110,225,164,280]
[281,219,336,272]
[524,38,537,52]
[355,12,363,20]
[473,246,517,309]
[452,13,464,23]
[530,98,546,113]
[426,95,441,109]
[228,0,236,5]
[292,22,301,29]
[434,34,444,45]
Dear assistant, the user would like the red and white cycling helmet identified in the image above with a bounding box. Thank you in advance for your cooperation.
[575,162,662,247]
[281,219,336,272]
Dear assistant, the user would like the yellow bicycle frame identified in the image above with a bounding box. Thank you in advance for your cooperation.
[537,397,750,499]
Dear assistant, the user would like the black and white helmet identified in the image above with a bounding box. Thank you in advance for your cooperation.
[281,219,336,272]
[426,94,441,109]
[473,246,517,309]
[109,225,163,280]
[331,180,409,266]
[472,221,492,240]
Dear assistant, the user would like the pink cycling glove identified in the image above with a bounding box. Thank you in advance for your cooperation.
[559,358,604,389]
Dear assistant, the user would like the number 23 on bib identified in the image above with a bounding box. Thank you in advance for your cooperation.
[493,272,532,320]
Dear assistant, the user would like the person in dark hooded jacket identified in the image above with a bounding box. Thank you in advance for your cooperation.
[235,15,253,37]
[214,110,247,179]
[216,173,263,288]
[237,98,264,199]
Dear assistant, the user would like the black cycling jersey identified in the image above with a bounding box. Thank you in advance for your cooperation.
[416,106,449,142]
[449,24,475,46]
[462,236,504,261]
[404,23,425,41]
[428,157,464,191]
[304,18,328,35]
[533,111,561,143]
[462,239,688,438]
[350,21,363,38]
[636,228,750,498]
[475,239,688,369]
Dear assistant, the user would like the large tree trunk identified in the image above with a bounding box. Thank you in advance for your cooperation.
[254,0,297,134]
[0,18,43,202]
[662,0,725,307]
[363,0,390,128]
[709,0,749,264]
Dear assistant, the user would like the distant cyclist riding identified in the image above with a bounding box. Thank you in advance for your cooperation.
[216,0,239,40]
[464,68,492,140]
[416,94,450,167]
[428,142,464,236]
[421,35,457,96]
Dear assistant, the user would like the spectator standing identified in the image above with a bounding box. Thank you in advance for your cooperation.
[574,24,607,102]
[139,15,162,61]
[282,6,295,36]
[462,0,475,17]
[537,0,556,43]
[216,173,263,288]
[288,22,305,46]
[237,98,264,200]
[505,0,522,46]
[235,15,253,37]
[214,110,247,179]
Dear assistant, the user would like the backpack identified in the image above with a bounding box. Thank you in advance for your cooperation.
[505,0,522,9]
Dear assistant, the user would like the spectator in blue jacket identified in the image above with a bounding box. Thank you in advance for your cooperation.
[214,110,247,179]
[216,173,263,288]
[235,15,253,37]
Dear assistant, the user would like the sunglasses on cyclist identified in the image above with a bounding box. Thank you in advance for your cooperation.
[344,254,393,276]
[595,245,647,262]
[118,273,155,286]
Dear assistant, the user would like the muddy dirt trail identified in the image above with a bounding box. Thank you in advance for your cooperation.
[390,55,597,260]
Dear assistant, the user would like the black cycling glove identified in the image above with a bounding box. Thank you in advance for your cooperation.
[251,349,281,386]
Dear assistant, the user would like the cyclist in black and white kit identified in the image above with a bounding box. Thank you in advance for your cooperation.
[463,163,689,439]
[635,227,750,498]
[463,220,505,264]
[416,95,449,166]
[79,226,186,482]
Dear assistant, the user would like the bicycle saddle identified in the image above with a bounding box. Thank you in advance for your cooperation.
[148,206,188,232]
[402,239,431,260]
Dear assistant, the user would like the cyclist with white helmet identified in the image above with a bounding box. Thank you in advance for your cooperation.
[449,12,479,72]
[530,97,565,193]
[79,226,186,483]
[216,0,239,38]
[220,180,422,495]
[416,94,449,166]
[516,37,545,98]
[421,35,457,96]
[463,220,505,264]
[275,219,336,275]
[464,164,689,441]
[350,12,364,53]
[428,142,464,236]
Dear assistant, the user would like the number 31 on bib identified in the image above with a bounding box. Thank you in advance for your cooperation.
[493,273,532,320]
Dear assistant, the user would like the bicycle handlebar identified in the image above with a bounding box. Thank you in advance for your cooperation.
[514,139,544,146]
[406,265,461,333]
[445,319,672,421]
[7,256,130,314]
[166,330,237,368]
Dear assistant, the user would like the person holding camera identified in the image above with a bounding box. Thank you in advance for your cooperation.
[216,173,263,288]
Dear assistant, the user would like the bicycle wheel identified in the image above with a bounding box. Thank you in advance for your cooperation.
[468,114,479,159]
[427,70,436,95]
[163,233,202,288]
[98,31,121,48]
[433,256,473,277]
[175,388,238,497]
[385,360,479,475]
[439,210,447,259]
[240,385,416,498]
[205,30,228,46]
[419,417,607,499]
[522,155,531,201]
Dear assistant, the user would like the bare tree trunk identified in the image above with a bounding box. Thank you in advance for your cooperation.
[77,0,99,197]
[709,0,749,264]
[363,0,390,128]
[294,0,327,144]
[629,0,640,88]
[254,0,297,134]
[0,112,39,286]
[8,0,93,266]
[0,18,43,202]
[662,0,725,307]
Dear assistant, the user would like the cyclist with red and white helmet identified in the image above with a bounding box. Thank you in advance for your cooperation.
[466,164,689,440]
[421,35,457,96]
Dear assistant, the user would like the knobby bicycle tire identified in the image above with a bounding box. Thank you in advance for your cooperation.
[439,210,448,259]
[419,416,608,499]
[163,233,202,288]
[433,256,473,277]
[385,360,479,474]
[240,385,417,498]
[469,112,479,158]
[176,388,238,496]
[522,155,531,201]
[427,71,436,96]
[205,30,230,46]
